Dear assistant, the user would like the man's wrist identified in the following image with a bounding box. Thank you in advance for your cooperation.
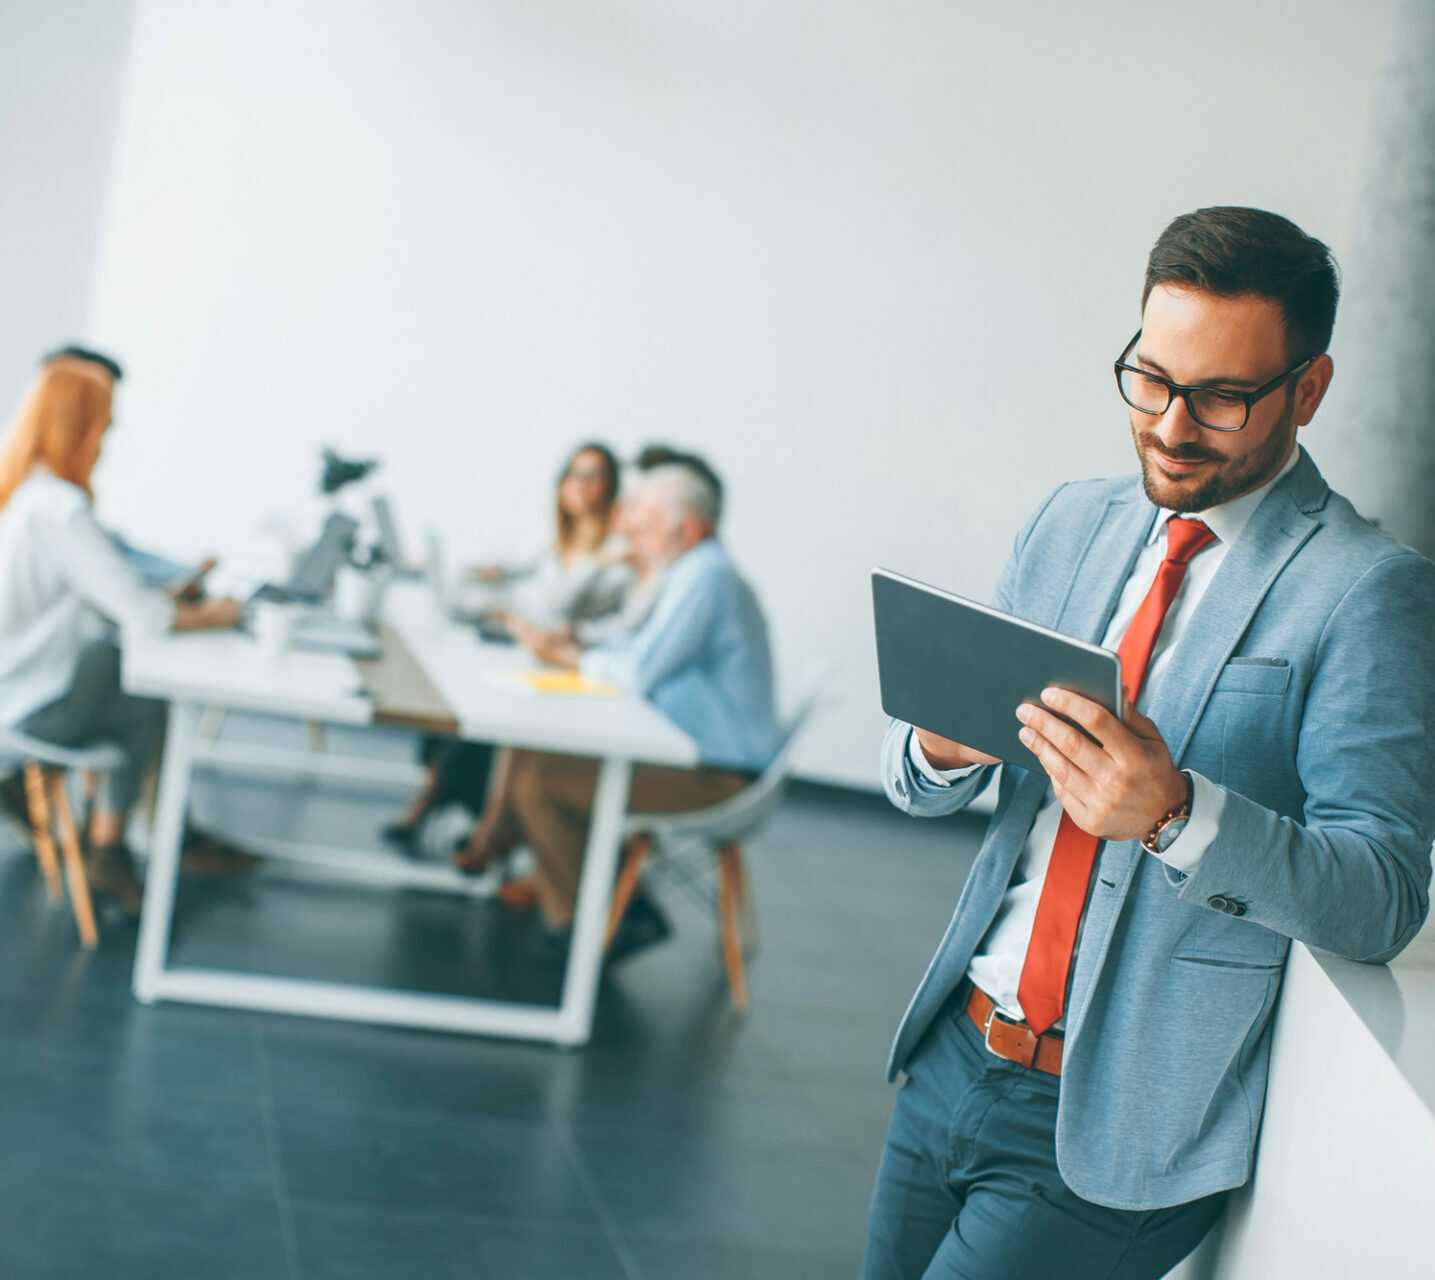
[909,731,980,786]
[1161,768,1191,818]
[913,730,979,771]
[1141,770,1195,855]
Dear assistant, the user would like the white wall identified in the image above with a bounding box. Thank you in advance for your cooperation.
[1167,943,1435,1279]
[83,0,1391,787]
[0,0,135,411]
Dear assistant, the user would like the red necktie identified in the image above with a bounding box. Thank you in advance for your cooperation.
[1016,516,1216,1034]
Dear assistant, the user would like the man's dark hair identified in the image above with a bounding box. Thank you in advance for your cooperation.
[634,443,724,527]
[1143,207,1340,363]
[41,344,124,382]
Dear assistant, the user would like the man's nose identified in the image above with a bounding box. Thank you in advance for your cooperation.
[1153,393,1205,449]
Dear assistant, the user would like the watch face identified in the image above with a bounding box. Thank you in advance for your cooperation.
[1156,816,1189,853]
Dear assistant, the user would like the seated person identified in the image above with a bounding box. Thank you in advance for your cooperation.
[0,357,240,912]
[496,461,784,955]
[473,441,631,627]
[41,345,215,599]
[388,442,638,857]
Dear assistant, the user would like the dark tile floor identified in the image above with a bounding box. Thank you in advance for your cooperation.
[0,782,984,1279]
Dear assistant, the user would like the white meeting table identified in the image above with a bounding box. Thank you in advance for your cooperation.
[123,581,697,1046]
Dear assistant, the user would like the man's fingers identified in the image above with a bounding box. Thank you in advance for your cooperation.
[1038,687,1120,743]
[1018,703,1108,779]
[1018,722,1094,793]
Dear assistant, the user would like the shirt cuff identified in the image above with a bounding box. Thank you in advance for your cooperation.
[1156,771,1225,875]
[908,730,982,787]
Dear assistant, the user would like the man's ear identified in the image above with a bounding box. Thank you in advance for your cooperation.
[680,511,706,548]
[1294,353,1334,427]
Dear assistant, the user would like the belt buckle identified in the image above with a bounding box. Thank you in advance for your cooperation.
[982,1003,1038,1070]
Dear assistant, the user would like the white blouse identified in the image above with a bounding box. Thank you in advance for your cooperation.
[0,468,173,726]
[508,539,634,630]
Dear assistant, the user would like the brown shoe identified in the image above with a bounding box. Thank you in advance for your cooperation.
[85,842,144,918]
[496,875,539,913]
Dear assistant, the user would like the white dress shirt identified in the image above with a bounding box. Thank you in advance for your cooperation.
[912,448,1301,1024]
[0,468,173,727]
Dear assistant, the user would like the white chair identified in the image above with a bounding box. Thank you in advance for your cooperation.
[605,669,833,1009]
[0,727,126,948]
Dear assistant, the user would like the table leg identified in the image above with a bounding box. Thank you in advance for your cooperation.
[555,756,632,1047]
[132,701,197,1003]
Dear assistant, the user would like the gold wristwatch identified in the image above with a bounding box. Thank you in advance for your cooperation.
[1141,771,1194,855]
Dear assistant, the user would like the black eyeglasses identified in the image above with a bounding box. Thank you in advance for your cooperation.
[1113,330,1312,432]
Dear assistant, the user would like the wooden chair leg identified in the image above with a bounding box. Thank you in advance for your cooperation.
[47,774,98,949]
[716,842,749,1011]
[726,842,757,950]
[23,763,64,901]
[606,833,653,947]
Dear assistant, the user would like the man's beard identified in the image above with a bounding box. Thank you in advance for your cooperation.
[1135,397,1296,514]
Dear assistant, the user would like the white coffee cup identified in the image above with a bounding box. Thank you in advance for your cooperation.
[252,602,297,656]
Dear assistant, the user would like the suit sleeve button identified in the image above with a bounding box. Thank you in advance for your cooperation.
[1208,895,1230,912]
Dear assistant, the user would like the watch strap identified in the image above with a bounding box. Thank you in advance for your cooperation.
[1141,771,1194,854]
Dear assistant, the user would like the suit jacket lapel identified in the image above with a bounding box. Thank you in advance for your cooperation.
[1054,493,1155,646]
[1146,450,1327,765]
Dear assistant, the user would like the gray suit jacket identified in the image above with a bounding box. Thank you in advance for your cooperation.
[881,447,1435,1210]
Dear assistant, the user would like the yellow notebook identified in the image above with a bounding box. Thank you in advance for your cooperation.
[508,669,619,697]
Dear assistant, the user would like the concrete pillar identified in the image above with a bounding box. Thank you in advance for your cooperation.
[1318,0,1435,560]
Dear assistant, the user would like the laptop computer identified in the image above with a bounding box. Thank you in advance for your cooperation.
[242,512,380,657]
[372,495,418,576]
[425,530,514,644]
[251,512,359,605]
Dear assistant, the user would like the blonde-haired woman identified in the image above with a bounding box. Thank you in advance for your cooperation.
[0,358,239,912]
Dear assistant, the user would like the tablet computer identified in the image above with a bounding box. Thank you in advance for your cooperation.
[872,568,1124,775]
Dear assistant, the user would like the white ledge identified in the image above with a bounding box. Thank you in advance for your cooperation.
[1306,911,1435,1121]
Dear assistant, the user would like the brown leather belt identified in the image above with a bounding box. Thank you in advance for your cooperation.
[965,985,1064,1076]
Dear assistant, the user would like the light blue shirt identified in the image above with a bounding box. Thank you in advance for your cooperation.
[581,538,782,773]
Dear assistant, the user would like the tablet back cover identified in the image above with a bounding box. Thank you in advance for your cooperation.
[872,569,1122,775]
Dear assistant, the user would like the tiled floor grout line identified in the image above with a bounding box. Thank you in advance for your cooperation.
[554,1120,646,1280]
[249,1021,305,1280]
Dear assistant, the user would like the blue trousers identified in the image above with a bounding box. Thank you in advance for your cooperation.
[861,993,1226,1280]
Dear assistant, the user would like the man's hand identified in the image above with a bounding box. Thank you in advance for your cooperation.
[507,615,582,668]
[174,596,242,632]
[1015,687,1186,841]
[169,557,217,603]
[913,727,1001,771]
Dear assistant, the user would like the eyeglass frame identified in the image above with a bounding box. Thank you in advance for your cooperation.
[1113,329,1313,432]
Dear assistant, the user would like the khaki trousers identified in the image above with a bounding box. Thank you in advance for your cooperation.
[508,749,750,925]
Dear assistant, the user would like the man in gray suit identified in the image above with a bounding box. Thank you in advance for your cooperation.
[863,207,1435,1279]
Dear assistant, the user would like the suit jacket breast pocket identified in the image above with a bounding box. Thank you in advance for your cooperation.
[1211,657,1291,696]
[1215,658,1302,815]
